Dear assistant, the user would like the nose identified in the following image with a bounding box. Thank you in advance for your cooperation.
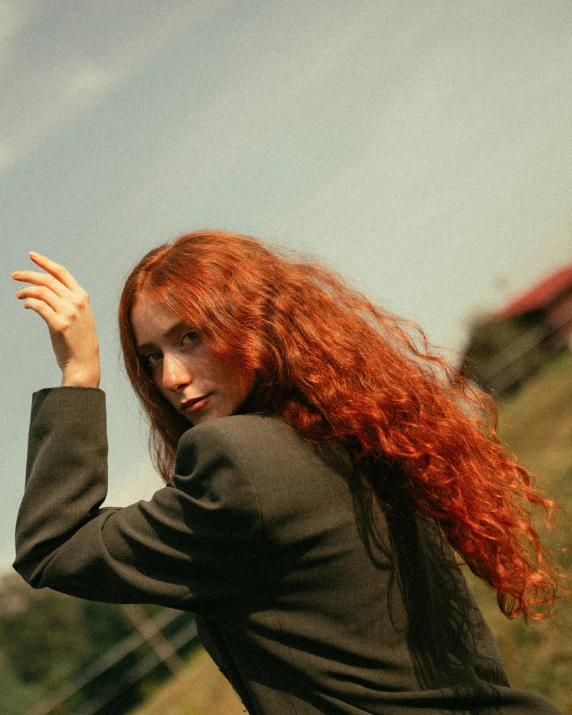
[160,353,192,391]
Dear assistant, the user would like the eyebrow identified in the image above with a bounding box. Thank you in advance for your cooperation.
[136,320,192,356]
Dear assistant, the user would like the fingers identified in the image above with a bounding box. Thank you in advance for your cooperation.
[17,286,71,334]
[28,252,82,292]
[12,252,82,295]
[13,251,91,329]
[13,270,70,300]
[12,252,100,387]
[15,284,65,314]
[21,297,60,327]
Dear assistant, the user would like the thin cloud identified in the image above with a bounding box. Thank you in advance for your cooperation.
[0,0,41,46]
[0,0,234,177]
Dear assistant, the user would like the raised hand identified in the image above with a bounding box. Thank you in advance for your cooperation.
[13,252,100,387]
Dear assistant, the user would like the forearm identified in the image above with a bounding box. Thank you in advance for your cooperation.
[14,387,108,584]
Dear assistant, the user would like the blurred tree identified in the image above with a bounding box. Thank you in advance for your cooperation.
[0,572,142,711]
[0,572,89,686]
[0,573,195,714]
[0,648,46,715]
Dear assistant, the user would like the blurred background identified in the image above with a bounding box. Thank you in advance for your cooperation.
[1,1,571,713]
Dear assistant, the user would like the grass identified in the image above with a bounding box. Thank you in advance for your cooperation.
[132,351,572,715]
[130,646,244,715]
[465,350,572,713]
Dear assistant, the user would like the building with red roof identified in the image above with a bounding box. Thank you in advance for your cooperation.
[461,264,572,397]
[497,265,572,324]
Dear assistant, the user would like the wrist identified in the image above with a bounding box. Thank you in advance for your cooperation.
[61,367,100,388]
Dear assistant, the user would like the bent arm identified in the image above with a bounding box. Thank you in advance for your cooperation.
[14,387,262,610]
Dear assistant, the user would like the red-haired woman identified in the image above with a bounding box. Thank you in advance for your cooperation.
[13,231,566,714]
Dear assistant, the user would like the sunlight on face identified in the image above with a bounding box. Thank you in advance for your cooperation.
[131,294,255,425]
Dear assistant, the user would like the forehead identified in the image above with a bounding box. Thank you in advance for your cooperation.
[131,295,186,347]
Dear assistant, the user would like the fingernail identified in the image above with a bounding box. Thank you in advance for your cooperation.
[29,251,39,257]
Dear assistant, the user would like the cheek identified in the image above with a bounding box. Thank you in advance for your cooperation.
[217,361,254,397]
[205,347,254,399]
[236,369,256,402]
[155,379,175,405]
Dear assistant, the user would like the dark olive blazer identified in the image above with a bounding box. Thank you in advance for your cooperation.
[14,388,561,715]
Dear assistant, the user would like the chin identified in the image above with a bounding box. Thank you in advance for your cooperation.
[189,409,223,426]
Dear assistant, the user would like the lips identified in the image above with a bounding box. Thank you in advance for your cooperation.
[180,395,210,414]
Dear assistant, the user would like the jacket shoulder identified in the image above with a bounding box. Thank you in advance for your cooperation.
[176,414,304,469]
[176,415,355,532]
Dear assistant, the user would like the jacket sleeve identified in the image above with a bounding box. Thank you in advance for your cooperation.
[13,387,263,610]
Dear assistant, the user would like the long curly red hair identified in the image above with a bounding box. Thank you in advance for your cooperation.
[118,229,566,620]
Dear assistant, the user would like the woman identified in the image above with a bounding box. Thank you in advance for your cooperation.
[13,230,566,714]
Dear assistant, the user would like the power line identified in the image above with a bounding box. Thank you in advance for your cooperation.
[24,607,190,715]
[75,620,198,715]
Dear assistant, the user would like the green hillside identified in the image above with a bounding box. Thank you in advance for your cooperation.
[132,352,572,715]
[466,349,572,713]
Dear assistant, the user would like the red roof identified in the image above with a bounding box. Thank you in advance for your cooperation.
[497,265,572,318]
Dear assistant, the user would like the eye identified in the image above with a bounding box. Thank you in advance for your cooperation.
[182,330,200,345]
[138,329,199,369]
[141,352,162,369]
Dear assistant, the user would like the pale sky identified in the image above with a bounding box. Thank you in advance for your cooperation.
[2,0,572,571]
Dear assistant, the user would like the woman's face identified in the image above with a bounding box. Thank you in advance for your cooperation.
[131,294,255,425]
